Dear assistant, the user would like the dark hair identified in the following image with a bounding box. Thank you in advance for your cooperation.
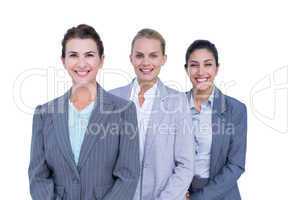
[184,40,219,69]
[61,24,104,58]
[131,28,166,55]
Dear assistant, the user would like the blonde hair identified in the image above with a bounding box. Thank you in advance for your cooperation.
[131,28,166,55]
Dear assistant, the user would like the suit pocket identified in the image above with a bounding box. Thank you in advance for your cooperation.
[55,186,65,199]
[93,184,113,199]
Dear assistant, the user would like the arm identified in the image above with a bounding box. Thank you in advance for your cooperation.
[192,104,247,200]
[157,95,195,200]
[102,102,140,200]
[28,105,56,200]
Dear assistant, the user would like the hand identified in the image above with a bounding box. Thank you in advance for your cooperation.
[185,191,190,200]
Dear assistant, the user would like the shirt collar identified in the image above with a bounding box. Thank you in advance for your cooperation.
[189,86,215,109]
[131,78,158,99]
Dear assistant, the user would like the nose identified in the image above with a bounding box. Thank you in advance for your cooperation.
[195,66,204,75]
[142,57,150,66]
[77,57,87,69]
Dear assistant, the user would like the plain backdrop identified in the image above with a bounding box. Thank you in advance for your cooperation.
[0,0,298,199]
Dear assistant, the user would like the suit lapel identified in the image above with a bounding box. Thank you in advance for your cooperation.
[143,80,168,160]
[52,90,79,177]
[117,82,133,100]
[77,84,114,171]
[117,79,167,162]
[209,87,226,176]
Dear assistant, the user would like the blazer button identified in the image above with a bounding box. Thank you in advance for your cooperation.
[73,178,80,184]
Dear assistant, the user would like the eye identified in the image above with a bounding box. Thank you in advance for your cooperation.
[204,63,213,67]
[150,54,158,58]
[135,54,143,58]
[86,53,95,57]
[69,54,77,58]
[189,64,199,68]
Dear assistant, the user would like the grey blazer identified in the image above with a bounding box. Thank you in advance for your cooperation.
[29,84,140,200]
[109,79,194,200]
[187,88,247,200]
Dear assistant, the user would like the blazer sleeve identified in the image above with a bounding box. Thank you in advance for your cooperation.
[28,105,57,200]
[192,103,247,200]
[157,95,195,200]
[102,102,140,200]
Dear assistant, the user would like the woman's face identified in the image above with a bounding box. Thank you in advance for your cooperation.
[130,38,166,84]
[186,49,218,93]
[62,38,103,86]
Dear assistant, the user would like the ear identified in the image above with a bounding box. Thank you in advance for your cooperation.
[162,54,167,65]
[215,63,220,75]
[184,64,188,74]
[129,54,134,65]
[61,57,66,69]
[99,55,105,69]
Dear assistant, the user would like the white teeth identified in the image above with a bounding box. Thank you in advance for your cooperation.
[140,69,152,73]
[196,78,208,83]
[76,71,89,76]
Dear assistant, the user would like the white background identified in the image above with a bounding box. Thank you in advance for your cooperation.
[0,0,298,199]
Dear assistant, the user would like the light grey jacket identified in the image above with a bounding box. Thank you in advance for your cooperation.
[110,79,194,200]
[29,84,140,200]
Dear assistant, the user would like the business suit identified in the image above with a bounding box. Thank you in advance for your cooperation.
[29,83,140,200]
[110,79,194,200]
[187,87,247,200]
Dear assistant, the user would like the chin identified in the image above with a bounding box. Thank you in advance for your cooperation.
[138,76,156,83]
[73,79,93,86]
[194,84,211,92]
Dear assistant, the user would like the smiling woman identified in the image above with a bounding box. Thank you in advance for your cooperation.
[110,28,194,200]
[184,40,247,200]
[28,24,140,200]
[61,24,104,108]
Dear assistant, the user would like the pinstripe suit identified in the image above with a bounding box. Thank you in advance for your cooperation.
[29,83,140,200]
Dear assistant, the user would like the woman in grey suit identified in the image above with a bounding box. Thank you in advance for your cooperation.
[28,24,140,200]
[184,40,247,200]
[110,28,194,200]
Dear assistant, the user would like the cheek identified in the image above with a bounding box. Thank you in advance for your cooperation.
[188,71,197,78]
[65,61,76,70]
[88,58,101,67]
[132,60,142,68]
[154,66,161,74]
[153,58,164,67]
[209,69,218,78]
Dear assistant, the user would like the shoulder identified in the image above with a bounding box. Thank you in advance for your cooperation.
[105,90,135,112]
[224,94,247,121]
[162,85,190,115]
[164,85,187,100]
[109,85,130,99]
[105,89,136,115]
[34,94,65,116]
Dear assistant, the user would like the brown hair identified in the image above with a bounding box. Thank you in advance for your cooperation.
[61,24,104,58]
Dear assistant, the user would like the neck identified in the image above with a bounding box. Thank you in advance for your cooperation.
[192,85,214,104]
[137,78,157,94]
[70,82,97,104]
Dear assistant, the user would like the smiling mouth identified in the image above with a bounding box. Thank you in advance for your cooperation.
[195,78,209,83]
[75,70,90,77]
[139,68,153,74]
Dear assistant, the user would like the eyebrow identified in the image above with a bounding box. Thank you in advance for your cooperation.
[66,51,96,54]
[189,60,200,63]
[84,51,96,54]
[67,51,78,54]
[189,59,213,63]
[203,59,214,62]
[134,51,160,54]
